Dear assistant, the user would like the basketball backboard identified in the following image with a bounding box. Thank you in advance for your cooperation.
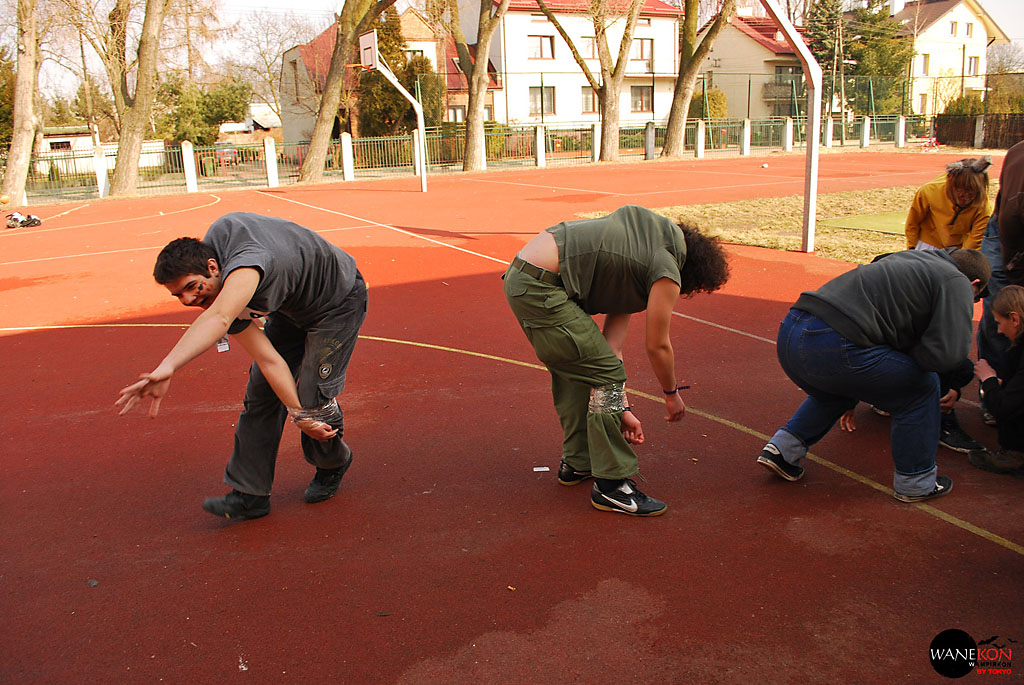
[359,30,379,71]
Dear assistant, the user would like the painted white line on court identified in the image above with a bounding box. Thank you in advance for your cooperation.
[0,195,224,238]
[462,177,628,196]
[259,191,510,265]
[672,311,777,344]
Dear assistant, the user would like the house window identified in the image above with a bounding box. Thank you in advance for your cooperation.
[49,140,72,150]
[484,105,494,120]
[636,17,650,26]
[529,86,556,115]
[774,64,801,85]
[949,21,957,36]
[404,49,424,61]
[919,93,928,115]
[528,35,555,59]
[452,58,463,73]
[531,13,548,22]
[967,56,979,76]
[447,106,466,122]
[966,22,973,38]
[582,37,597,59]
[581,86,600,114]
[921,53,930,76]
[291,60,301,103]
[631,85,653,112]
[631,38,653,61]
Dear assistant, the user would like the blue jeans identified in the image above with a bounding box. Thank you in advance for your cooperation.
[978,212,1011,376]
[769,309,940,496]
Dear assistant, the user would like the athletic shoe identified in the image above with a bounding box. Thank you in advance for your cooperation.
[756,443,804,481]
[893,475,953,503]
[557,460,592,486]
[19,214,40,227]
[590,480,667,516]
[304,453,354,503]
[202,490,270,520]
[939,425,985,453]
[870,405,891,417]
[982,410,997,427]
[968,449,1024,477]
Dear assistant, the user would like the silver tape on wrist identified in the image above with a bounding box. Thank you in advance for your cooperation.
[588,382,626,414]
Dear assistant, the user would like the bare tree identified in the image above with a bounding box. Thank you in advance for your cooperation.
[226,10,325,120]
[661,0,734,157]
[298,0,398,185]
[2,0,41,205]
[533,0,646,162]
[106,0,170,195]
[428,0,512,171]
[989,42,1024,74]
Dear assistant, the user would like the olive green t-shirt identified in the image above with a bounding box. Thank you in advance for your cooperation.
[547,205,687,315]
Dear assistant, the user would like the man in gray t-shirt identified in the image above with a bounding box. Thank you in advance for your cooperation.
[117,213,367,520]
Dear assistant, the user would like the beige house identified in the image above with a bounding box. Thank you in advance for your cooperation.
[279,9,446,141]
[892,0,1009,115]
[699,14,807,119]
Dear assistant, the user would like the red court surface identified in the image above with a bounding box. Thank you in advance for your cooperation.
[2,151,1021,682]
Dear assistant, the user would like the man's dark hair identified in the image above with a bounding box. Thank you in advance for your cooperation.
[950,248,991,288]
[678,222,730,296]
[153,237,218,284]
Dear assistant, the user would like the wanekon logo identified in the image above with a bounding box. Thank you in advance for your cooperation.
[929,629,1015,678]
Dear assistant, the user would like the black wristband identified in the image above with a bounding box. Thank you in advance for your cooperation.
[623,406,632,413]
[663,387,678,395]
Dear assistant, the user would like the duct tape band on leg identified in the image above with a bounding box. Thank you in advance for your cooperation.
[589,382,626,414]
[287,398,341,424]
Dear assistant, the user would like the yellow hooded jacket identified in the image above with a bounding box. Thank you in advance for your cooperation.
[905,174,991,250]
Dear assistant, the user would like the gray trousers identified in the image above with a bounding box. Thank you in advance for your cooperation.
[224,274,367,496]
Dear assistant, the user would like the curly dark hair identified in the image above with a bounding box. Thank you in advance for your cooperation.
[677,221,730,296]
[153,237,218,284]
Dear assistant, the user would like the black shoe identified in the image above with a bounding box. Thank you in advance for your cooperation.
[557,460,592,486]
[590,479,667,516]
[870,405,891,417]
[982,410,997,427]
[202,489,270,520]
[304,454,353,503]
[939,425,985,453]
[893,475,953,503]
[756,443,804,481]
[968,449,1024,477]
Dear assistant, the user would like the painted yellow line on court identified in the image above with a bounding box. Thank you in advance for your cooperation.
[3,322,1020,556]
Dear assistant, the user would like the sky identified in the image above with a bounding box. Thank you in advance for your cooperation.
[979,0,1024,41]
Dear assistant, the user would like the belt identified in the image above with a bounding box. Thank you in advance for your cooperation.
[511,256,562,286]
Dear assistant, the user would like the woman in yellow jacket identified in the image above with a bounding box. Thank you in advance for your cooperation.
[906,157,993,250]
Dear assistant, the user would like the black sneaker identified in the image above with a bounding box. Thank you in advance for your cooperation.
[982,410,997,427]
[939,425,985,453]
[557,460,592,486]
[870,405,891,417]
[893,475,953,503]
[202,490,270,520]
[590,480,667,516]
[756,443,804,481]
[968,449,1024,477]
[304,454,354,503]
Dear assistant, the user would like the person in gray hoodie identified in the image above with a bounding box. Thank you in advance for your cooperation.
[756,248,990,503]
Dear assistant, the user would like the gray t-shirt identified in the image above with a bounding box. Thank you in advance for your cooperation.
[547,205,687,314]
[203,213,357,333]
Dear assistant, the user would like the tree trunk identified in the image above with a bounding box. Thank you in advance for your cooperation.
[662,0,735,157]
[2,0,39,206]
[461,0,511,172]
[300,0,397,184]
[598,84,621,161]
[109,0,169,196]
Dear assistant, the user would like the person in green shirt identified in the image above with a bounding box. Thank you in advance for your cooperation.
[504,205,730,516]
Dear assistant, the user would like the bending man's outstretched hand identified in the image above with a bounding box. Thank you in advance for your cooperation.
[116,365,174,418]
[621,409,645,445]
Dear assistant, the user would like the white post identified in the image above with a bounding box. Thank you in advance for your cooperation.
[412,134,421,177]
[860,116,871,148]
[973,114,985,148]
[373,53,427,192]
[760,0,822,253]
[181,140,198,193]
[896,116,906,148]
[784,117,794,151]
[93,146,110,199]
[341,133,355,181]
[535,126,546,167]
[696,120,706,159]
[592,123,601,162]
[263,138,279,188]
[741,119,751,156]
[824,116,834,148]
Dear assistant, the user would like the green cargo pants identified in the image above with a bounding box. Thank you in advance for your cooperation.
[504,262,638,480]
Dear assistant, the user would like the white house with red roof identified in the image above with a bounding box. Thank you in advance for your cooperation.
[463,0,683,124]
[890,0,1008,115]
[698,14,807,120]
